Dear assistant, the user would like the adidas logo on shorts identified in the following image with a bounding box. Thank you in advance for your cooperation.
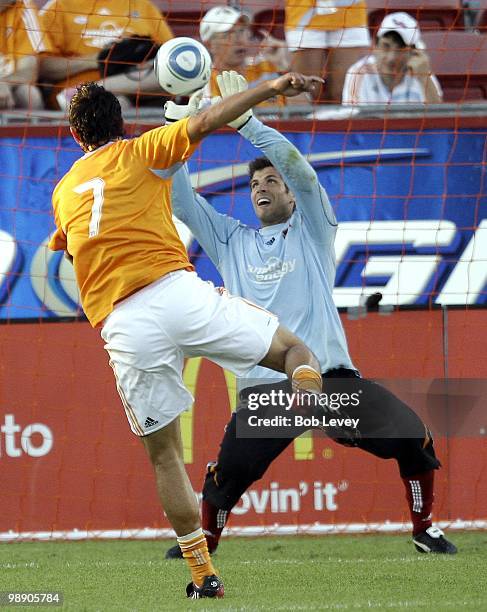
[144,417,159,428]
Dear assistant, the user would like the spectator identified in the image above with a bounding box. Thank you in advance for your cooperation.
[0,0,51,110]
[200,5,295,107]
[342,12,443,105]
[285,0,371,104]
[38,0,173,109]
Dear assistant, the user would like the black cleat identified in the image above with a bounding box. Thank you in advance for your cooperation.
[413,526,457,554]
[165,543,183,559]
[186,574,224,599]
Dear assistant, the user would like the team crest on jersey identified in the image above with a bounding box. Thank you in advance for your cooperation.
[247,257,297,282]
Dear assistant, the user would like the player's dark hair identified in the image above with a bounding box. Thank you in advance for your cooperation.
[69,83,124,149]
[248,156,290,193]
[380,31,408,48]
[248,157,274,180]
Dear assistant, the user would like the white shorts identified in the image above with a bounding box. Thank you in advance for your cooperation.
[101,270,279,436]
[286,26,371,51]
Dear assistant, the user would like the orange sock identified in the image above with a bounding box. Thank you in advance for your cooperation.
[177,528,217,587]
[292,365,322,393]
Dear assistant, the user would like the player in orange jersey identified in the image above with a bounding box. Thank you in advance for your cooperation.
[0,0,53,109]
[48,74,324,598]
[38,0,173,108]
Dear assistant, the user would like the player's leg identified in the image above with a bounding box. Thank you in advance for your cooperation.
[142,417,219,589]
[175,277,322,393]
[259,324,322,392]
[100,277,225,597]
[166,380,294,558]
[329,374,456,554]
[141,419,223,596]
[142,417,199,534]
[202,406,294,553]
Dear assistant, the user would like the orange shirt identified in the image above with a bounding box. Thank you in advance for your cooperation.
[0,0,53,78]
[49,118,197,327]
[285,0,367,32]
[39,0,173,90]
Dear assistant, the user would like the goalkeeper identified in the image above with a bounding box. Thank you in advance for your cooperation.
[163,72,457,558]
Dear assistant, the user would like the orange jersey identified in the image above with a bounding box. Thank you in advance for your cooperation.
[285,0,367,32]
[205,61,285,107]
[49,118,197,327]
[39,0,173,89]
[0,0,53,78]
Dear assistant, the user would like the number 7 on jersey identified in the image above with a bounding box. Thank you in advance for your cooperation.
[74,178,105,238]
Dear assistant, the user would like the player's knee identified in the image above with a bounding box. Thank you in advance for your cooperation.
[260,325,317,372]
[170,504,200,529]
[397,434,441,478]
[202,456,257,511]
[142,430,181,468]
[203,470,247,511]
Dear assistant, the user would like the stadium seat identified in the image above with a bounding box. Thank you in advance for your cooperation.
[155,1,223,38]
[367,0,463,37]
[422,31,487,101]
[163,11,201,38]
[252,7,286,40]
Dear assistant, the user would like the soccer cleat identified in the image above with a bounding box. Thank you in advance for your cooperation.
[413,526,457,554]
[186,574,224,599]
[165,543,183,559]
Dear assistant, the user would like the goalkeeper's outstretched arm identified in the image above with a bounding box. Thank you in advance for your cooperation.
[186,72,322,142]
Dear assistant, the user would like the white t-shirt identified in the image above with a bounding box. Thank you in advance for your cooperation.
[342,54,442,105]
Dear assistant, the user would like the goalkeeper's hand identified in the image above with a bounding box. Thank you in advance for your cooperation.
[163,89,204,123]
[216,70,253,130]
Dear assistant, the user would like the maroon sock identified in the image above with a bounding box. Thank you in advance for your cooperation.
[201,498,229,553]
[402,470,434,536]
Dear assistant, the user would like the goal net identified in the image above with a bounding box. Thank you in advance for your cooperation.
[1,0,486,541]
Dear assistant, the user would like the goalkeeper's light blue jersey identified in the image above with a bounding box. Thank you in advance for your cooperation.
[170,116,355,381]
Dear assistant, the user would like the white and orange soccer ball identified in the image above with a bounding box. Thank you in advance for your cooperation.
[154,37,212,96]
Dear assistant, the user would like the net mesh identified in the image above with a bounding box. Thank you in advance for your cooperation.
[1,0,486,540]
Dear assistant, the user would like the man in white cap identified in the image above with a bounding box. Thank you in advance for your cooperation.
[199,5,291,106]
[342,12,443,105]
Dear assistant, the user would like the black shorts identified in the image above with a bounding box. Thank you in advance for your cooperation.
[203,369,440,510]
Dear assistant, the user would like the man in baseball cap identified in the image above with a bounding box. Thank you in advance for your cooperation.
[342,11,443,105]
[377,11,426,49]
[200,6,252,70]
[199,5,292,106]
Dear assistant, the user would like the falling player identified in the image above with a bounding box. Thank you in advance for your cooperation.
[163,71,457,560]
[48,73,326,599]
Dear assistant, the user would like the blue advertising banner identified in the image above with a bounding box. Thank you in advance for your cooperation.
[0,125,486,321]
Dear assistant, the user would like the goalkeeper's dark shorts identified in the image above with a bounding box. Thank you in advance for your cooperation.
[203,368,441,511]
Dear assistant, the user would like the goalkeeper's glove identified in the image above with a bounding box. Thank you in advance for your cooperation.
[163,88,204,123]
[216,70,253,130]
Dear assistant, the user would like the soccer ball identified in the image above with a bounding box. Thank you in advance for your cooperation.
[154,37,212,96]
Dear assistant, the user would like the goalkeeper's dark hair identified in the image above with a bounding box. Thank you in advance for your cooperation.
[248,157,290,193]
[248,157,274,180]
[69,83,124,149]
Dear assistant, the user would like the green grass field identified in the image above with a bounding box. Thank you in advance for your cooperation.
[2,533,487,611]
